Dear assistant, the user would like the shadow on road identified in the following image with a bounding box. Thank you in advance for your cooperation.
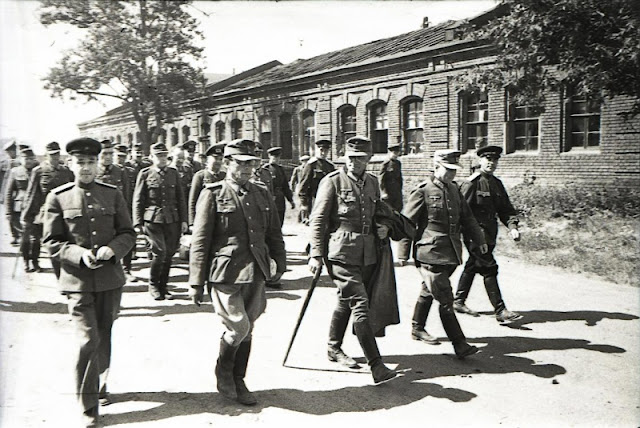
[0,299,67,314]
[492,310,639,329]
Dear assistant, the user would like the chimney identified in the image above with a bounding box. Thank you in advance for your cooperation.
[422,17,429,28]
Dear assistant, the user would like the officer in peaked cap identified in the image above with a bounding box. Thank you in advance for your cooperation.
[22,140,74,276]
[4,146,37,250]
[1,141,21,204]
[189,135,285,406]
[289,154,310,218]
[250,141,274,195]
[265,146,294,227]
[188,142,226,225]
[182,139,203,173]
[402,147,488,357]
[133,141,188,300]
[42,136,135,426]
[297,139,335,223]
[454,144,523,323]
[307,134,398,384]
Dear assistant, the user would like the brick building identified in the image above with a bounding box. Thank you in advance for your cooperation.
[78,8,640,188]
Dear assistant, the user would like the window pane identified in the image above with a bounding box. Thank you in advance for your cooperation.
[571,133,585,148]
[572,100,587,114]
[372,104,388,130]
[587,133,600,147]
[260,117,272,133]
[588,116,600,132]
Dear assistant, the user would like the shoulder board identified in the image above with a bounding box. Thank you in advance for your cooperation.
[417,180,430,188]
[204,181,224,190]
[325,159,335,167]
[96,181,117,189]
[53,182,75,194]
[307,157,318,164]
[326,170,341,178]
[467,172,482,182]
[140,166,152,174]
[166,165,178,171]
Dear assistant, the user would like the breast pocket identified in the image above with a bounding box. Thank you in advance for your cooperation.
[338,190,357,215]
[63,208,85,234]
[427,196,444,221]
[216,201,236,228]
[147,181,160,199]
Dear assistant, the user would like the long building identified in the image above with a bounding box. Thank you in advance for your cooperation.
[78,7,640,188]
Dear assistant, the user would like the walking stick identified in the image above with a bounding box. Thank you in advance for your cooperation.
[282,266,322,366]
[11,252,20,279]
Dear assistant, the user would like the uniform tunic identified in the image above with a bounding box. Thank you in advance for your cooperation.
[265,162,293,225]
[297,157,335,211]
[22,161,75,225]
[379,157,403,211]
[189,179,286,344]
[4,165,32,239]
[188,168,225,225]
[96,164,130,207]
[42,180,135,412]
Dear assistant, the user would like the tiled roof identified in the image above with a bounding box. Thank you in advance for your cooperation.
[220,20,457,92]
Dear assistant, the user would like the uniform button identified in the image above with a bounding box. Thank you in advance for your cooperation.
[87,205,93,209]
[91,218,95,222]
[92,231,97,235]
[86,192,91,196]
[94,245,99,249]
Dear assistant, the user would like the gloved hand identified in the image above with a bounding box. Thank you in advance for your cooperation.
[376,224,389,239]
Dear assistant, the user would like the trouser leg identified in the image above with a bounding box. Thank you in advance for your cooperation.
[327,298,351,350]
[484,275,506,313]
[160,222,181,290]
[233,340,257,405]
[96,288,123,399]
[144,223,166,298]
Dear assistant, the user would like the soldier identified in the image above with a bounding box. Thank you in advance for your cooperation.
[114,143,139,281]
[5,147,38,269]
[1,141,20,208]
[133,142,188,300]
[298,139,335,223]
[189,139,286,405]
[402,149,488,358]
[289,154,309,195]
[454,145,523,323]
[22,141,74,276]
[42,137,135,427]
[126,142,151,173]
[308,136,398,384]
[170,144,194,205]
[183,139,203,172]
[265,146,295,226]
[251,142,274,195]
[188,142,226,226]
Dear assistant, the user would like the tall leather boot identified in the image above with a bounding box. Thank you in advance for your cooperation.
[411,294,440,344]
[31,238,41,272]
[233,341,257,405]
[353,321,397,384]
[216,337,238,400]
[21,241,33,272]
[327,302,358,368]
[485,276,522,322]
[440,305,479,359]
[454,272,479,316]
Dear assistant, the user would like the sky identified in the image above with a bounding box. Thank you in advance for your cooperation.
[0,0,496,153]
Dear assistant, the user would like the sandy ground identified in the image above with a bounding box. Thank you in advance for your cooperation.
[1,217,639,428]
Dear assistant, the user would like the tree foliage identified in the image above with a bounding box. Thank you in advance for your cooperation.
[39,0,207,152]
[456,0,640,115]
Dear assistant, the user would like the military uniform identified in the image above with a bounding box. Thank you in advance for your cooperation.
[4,163,32,244]
[0,141,19,205]
[97,164,130,205]
[308,136,397,384]
[265,157,293,226]
[133,144,187,299]
[379,157,403,211]
[402,149,486,358]
[297,156,335,215]
[42,137,135,426]
[188,168,225,225]
[454,145,521,322]
[289,155,309,195]
[189,139,286,405]
[172,159,194,205]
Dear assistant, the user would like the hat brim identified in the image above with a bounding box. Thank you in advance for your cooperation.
[151,150,169,155]
[438,162,462,170]
[230,154,260,161]
[344,151,370,157]
[46,150,61,154]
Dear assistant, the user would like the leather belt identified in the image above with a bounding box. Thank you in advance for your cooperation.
[426,224,459,235]
[337,223,371,235]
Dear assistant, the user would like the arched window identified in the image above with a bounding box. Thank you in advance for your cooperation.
[201,120,211,141]
[231,119,243,140]
[259,116,272,153]
[460,91,488,153]
[116,135,122,144]
[403,98,424,154]
[301,110,315,155]
[127,133,133,145]
[215,121,225,143]
[338,105,356,157]
[181,125,190,144]
[170,128,179,147]
[279,113,293,159]
[369,102,388,153]
[159,128,167,145]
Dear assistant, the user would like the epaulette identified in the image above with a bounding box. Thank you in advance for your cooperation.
[467,172,482,182]
[326,170,341,178]
[140,166,152,174]
[417,180,430,188]
[52,182,75,194]
[204,181,224,190]
[96,181,117,189]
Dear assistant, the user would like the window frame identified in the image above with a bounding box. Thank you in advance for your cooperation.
[369,101,388,154]
[403,98,424,154]
[564,95,601,152]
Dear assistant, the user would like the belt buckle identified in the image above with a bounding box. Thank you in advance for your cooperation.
[362,224,370,235]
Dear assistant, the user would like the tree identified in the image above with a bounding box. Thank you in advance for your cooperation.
[39,0,207,153]
[456,0,640,115]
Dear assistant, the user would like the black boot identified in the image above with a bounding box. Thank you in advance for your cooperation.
[233,341,257,405]
[483,275,506,314]
[440,305,479,359]
[216,337,238,400]
[454,272,479,316]
[327,303,359,368]
[354,321,397,384]
[411,294,440,344]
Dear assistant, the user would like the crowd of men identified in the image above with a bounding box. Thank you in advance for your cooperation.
[1,135,523,427]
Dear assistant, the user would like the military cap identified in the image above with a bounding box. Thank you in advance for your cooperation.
[205,142,226,157]
[132,142,143,149]
[45,141,61,154]
[345,136,372,157]
[387,142,401,151]
[3,141,17,152]
[181,140,197,151]
[254,141,264,151]
[299,154,310,162]
[100,139,113,150]
[477,145,503,158]
[66,137,102,156]
[19,147,35,157]
[224,139,259,161]
[433,149,462,170]
[150,142,169,154]
[315,139,332,149]
[114,143,129,153]
[267,146,282,155]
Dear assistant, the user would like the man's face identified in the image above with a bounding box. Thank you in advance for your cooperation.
[346,154,370,176]
[226,157,253,185]
[434,163,457,183]
[172,148,184,162]
[20,155,37,169]
[316,146,329,159]
[268,154,280,164]
[46,152,60,167]
[99,149,113,166]
[6,148,17,159]
[207,154,223,171]
[479,155,499,175]
[185,149,195,161]
[114,153,127,166]
[70,154,98,184]
[389,149,399,160]
[151,152,169,168]
[131,150,143,162]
